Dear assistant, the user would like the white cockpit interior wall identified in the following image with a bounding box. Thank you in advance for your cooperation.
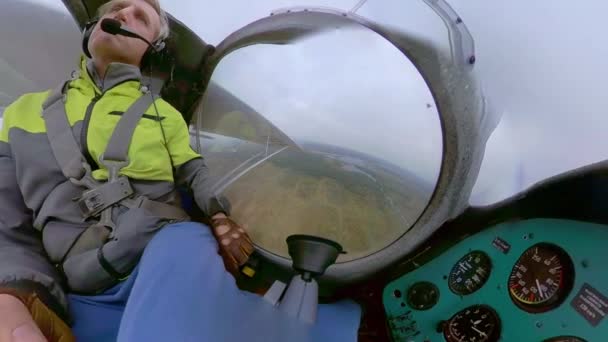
[0,0,81,118]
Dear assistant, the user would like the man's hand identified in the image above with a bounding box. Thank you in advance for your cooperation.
[0,291,74,342]
[0,294,46,342]
[210,213,255,275]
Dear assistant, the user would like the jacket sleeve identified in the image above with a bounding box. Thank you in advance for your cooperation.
[0,120,69,320]
[160,102,230,217]
[174,157,231,217]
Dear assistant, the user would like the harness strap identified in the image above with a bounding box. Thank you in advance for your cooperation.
[43,77,190,275]
[41,82,86,180]
[103,91,154,162]
[122,196,189,220]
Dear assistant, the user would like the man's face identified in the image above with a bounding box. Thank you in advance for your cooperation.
[88,0,161,67]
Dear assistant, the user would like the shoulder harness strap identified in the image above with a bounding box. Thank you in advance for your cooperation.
[102,90,154,162]
[41,82,86,180]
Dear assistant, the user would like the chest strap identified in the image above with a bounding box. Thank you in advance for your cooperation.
[42,82,153,219]
[41,82,154,180]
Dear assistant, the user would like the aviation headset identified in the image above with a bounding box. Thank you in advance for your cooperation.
[81,19,166,69]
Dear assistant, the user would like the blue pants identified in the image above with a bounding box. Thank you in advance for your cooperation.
[67,222,361,341]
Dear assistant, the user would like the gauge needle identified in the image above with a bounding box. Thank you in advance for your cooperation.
[472,326,487,337]
[536,279,545,298]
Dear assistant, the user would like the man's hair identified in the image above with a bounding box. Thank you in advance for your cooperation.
[97,0,170,42]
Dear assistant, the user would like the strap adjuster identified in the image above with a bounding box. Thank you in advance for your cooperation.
[77,192,105,217]
[75,177,134,218]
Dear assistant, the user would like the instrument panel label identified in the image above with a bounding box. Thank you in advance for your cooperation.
[571,283,608,327]
[492,236,511,254]
[387,311,419,339]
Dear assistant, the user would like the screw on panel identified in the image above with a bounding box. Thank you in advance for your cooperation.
[394,289,402,298]
[456,17,463,23]
[581,259,589,268]
[535,321,543,328]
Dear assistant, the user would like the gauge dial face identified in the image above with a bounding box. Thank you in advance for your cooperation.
[406,281,439,310]
[443,305,500,342]
[508,243,574,312]
[448,250,492,295]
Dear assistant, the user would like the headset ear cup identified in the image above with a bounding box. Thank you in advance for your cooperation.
[140,40,165,71]
[154,40,165,52]
[82,20,98,58]
[139,46,155,71]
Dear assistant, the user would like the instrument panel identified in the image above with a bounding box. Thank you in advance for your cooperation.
[383,219,607,341]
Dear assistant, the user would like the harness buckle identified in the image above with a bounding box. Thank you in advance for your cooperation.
[77,191,105,217]
[73,156,134,219]
[75,177,134,218]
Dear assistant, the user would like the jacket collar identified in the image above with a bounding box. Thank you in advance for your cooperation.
[83,58,142,93]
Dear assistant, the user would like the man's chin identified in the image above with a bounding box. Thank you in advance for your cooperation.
[92,36,122,56]
[96,52,137,66]
[92,46,135,64]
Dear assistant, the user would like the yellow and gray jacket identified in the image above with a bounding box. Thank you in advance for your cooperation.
[0,57,224,318]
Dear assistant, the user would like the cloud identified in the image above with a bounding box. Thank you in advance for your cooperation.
[206,25,443,184]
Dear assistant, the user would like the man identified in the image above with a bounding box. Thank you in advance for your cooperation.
[0,0,256,340]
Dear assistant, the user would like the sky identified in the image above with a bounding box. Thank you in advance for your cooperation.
[206,25,443,185]
[3,0,608,206]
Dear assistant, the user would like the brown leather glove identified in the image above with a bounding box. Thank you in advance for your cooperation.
[0,288,75,342]
[211,214,255,275]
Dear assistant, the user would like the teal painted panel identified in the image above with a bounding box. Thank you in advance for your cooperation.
[383,218,607,342]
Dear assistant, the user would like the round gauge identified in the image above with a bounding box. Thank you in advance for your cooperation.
[543,337,587,342]
[443,305,500,342]
[406,281,439,310]
[448,250,492,295]
[508,243,574,313]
